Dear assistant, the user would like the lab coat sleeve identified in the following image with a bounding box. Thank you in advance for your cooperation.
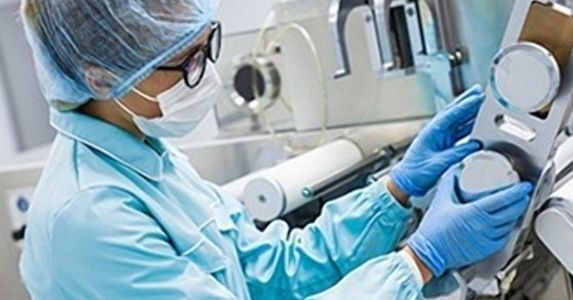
[307,252,424,299]
[50,187,237,300]
[215,178,414,299]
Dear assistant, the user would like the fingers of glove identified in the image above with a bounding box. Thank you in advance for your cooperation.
[475,183,534,215]
[488,236,512,256]
[444,84,483,110]
[443,94,484,129]
[453,120,476,142]
[442,120,476,149]
[434,89,485,130]
[486,220,518,240]
[487,196,531,226]
[437,142,482,169]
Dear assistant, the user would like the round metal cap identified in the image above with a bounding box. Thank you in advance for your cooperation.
[224,54,281,114]
[459,150,520,201]
[491,42,561,113]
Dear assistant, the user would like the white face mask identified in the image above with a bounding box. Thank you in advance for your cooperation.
[117,64,222,138]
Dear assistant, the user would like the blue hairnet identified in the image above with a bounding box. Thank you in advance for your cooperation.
[21,0,219,109]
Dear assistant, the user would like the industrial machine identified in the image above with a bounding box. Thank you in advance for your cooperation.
[215,0,515,135]
[218,1,573,298]
[447,1,573,298]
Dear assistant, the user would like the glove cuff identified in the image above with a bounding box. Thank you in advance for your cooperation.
[390,170,426,198]
[407,234,446,278]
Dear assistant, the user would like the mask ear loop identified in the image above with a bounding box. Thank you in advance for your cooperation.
[115,86,162,117]
[115,98,139,118]
[132,87,160,102]
[114,99,150,142]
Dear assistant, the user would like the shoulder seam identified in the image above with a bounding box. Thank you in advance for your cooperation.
[51,185,135,223]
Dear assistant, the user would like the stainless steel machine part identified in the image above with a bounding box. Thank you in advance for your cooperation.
[456,0,573,291]
[224,54,281,114]
[491,42,561,113]
[536,200,573,275]
[421,0,464,94]
[467,1,573,183]
[536,166,573,277]
[458,151,520,201]
[328,0,395,78]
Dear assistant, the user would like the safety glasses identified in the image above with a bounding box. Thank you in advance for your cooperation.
[156,21,222,89]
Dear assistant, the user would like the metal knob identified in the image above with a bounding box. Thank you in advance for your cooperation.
[224,55,281,114]
[459,150,520,202]
[491,42,561,113]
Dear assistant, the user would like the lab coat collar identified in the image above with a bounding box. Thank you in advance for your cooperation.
[50,109,168,181]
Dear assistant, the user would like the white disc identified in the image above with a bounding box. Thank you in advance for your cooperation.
[459,150,520,201]
[244,176,286,222]
[491,42,560,112]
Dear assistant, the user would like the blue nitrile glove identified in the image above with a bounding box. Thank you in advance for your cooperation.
[406,167,534,277]
[391,85,485,197]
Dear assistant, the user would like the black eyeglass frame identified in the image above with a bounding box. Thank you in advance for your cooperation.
[156,21,222,89]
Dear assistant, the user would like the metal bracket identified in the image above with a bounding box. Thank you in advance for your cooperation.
[329,0,396,78]
[458,0,573,291]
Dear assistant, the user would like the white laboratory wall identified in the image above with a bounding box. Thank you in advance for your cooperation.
[0,0,55,160]
[217,0,275,35]
[0,0,17,6]
[0,62,18,157]
[0,0,20,157]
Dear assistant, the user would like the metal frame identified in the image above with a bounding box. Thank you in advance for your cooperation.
[470,0,573,184]
[456,0,573,293]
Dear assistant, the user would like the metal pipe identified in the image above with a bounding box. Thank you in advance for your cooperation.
[302,137,412,200]
[421,0,466,94]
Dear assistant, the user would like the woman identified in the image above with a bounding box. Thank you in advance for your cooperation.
[19,0,532,299]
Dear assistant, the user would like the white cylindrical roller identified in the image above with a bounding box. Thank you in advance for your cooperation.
[244,139,364,222]
[222,171,266,203]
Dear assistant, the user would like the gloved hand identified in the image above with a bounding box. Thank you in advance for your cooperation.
[391,85,485,197]
[406,167,534,277]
